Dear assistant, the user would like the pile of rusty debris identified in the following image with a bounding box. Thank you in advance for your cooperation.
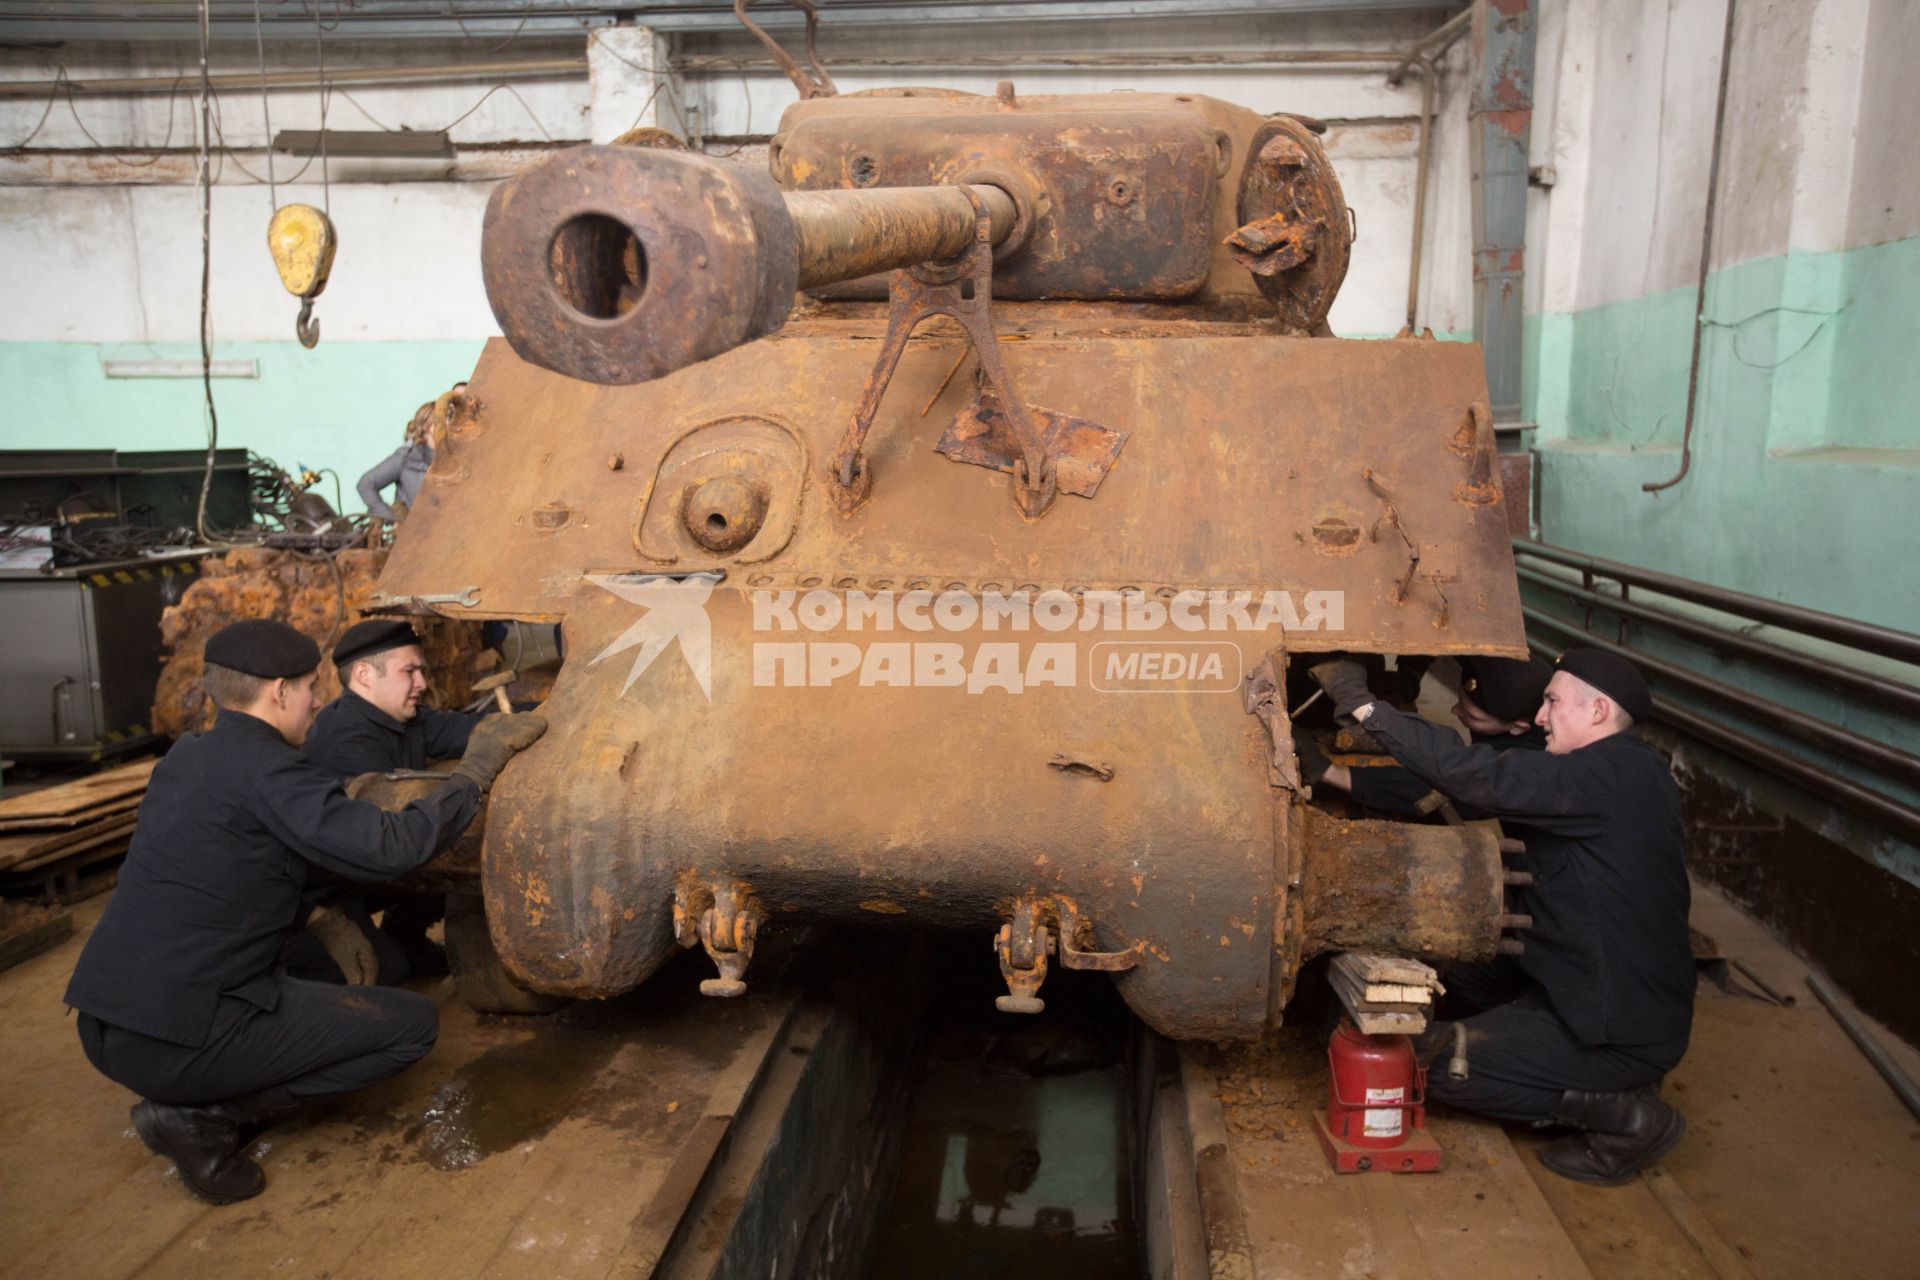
[0,757,156,907]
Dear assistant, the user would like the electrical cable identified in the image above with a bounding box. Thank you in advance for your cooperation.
[310,0,331,213]
[193,0,223,545]
[252,0,278,206]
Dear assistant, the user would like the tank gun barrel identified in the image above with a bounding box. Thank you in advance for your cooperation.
[480,145,1018,386]
[786,184,1016,289]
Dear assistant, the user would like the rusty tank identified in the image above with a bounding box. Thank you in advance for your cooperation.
[372,85,1529,1041]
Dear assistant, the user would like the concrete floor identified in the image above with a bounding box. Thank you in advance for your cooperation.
[2,881,1918,1278]
[1212,882,1920,1280]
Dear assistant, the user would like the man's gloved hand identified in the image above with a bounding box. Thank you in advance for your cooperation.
[1292,725,1332,786]
[1308,658,1377,719]
[308,907,378,985]
[452,712,549,791]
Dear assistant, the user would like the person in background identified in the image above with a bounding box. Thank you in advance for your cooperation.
[1302,655,1553,816]
[356,401,435,523]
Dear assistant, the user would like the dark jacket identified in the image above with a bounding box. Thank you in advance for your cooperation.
[1349,724,1547,816]
[1364,705,1693,1049]
[64,711,479,1047]
[303,690,481,779]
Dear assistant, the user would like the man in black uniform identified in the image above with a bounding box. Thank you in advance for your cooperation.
[306,618,484,779]
[64,619,547,1205]
[1302,655,1552,816]
[1311,648,1693,1185]
[301,618,488,982]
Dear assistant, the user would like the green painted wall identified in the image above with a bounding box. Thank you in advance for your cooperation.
[0,340,487,513]
[1523,236,1920,634]
[1521,234,1920,890]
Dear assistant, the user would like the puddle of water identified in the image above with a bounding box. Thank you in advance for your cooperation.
[411,1026,623,1171]
[863,961,1140,1280]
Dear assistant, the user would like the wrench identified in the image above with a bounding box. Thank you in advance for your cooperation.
[390,586,481,609]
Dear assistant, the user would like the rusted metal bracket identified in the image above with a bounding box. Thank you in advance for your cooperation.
[1228,116,1352,331]
[675,879,767,998]
[829,189,1123,521]
[1241,652,1302,794]
[733,0,838,101]
[993,897,1055,1014]
[1450,400,1501,506]
[1054,897,1142,972]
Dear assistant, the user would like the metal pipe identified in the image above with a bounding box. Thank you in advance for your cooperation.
[1514,539,1920,667]
[1523,606,1920,787]
[1516,567,1920,719]
[1643,0,1737,494]
[1806,972,1920,1123]
[1403,54,1436,331]
[786,184,1016,289]
[0,58,587,98]
[1388,7,1470,86]
[1527,634,1920,847]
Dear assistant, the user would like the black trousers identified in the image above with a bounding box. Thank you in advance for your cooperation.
[1424,958,1687,1124]
[76,976,437,1107]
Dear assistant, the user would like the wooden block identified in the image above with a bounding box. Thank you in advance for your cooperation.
[0,907,74,973]
[1352,1010,1427,1035]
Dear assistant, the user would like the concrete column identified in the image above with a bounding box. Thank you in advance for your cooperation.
[587,25,683,144]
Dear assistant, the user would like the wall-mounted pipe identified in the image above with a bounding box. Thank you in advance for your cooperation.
[1526,634,1920,848]
[1513,539,1920,667]
[0,58,587,98]
[1468,0,1533,423]
[1643,0,1738,493]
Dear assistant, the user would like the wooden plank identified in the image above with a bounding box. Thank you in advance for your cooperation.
[0,758,156,823]
[0,793,143,834]
[0,814,138,874]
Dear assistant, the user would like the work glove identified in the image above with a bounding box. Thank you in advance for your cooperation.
[1292,725,1332,787]
[309,906,378,986]
[451,712,549,791]
[1308,657,1376,720]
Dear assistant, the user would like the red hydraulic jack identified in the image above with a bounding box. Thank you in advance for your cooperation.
[1312,1019,1446,1174]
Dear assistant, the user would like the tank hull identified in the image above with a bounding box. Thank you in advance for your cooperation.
[376,328,1521,1039]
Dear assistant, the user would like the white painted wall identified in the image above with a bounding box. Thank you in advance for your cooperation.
[0,7,1480,350]
[1529,0,1908,319]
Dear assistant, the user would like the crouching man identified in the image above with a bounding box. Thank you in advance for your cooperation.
[63,619,546,1204]
[1311,648,1694,1185]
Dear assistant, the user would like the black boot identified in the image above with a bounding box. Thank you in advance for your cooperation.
[129,1100,266,1205]
[225,1085,305,1146]
[1537,1088,1686,1186]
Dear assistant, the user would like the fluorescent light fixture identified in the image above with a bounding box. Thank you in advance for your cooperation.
[273,129,454,158]
[103,359,260,379]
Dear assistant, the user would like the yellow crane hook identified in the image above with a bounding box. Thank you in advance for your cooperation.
[266,203,337,349]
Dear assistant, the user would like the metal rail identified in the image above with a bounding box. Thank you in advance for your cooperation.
[1513,538,1920,667]
[1806,972,1920,1123]
[1523,606,1920,788]
[1514,566,1920,720]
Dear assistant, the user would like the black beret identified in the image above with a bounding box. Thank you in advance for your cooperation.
[204,619,320,679]
[1554,648,1653,723]
[333,619,421,668]
[1459,655,1553,724]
